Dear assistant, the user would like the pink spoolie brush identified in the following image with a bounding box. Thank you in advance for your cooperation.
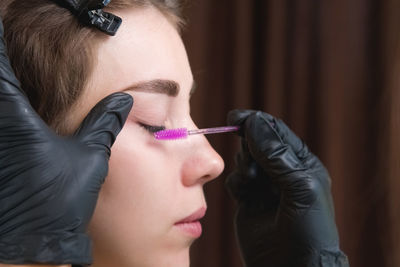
[154,126,240,140]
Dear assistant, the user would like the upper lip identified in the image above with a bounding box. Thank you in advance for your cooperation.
[175,207,207,224]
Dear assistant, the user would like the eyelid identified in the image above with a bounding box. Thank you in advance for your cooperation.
[139,123,166,133]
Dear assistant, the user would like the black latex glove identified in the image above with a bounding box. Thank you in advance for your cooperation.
[226,110,349,267]
[0,19,133,265]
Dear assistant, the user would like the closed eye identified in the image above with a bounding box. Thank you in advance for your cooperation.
[139,123,166,133]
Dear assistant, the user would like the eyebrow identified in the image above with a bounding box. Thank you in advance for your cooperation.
[124,79,197,97]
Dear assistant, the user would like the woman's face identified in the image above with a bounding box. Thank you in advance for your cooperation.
[67,6,224,267]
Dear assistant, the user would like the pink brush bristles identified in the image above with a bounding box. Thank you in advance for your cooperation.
[154,128,188,140]
[154,126,240,140]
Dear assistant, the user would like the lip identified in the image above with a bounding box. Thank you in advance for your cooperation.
[176,207,207,224]
[174,207,206,238]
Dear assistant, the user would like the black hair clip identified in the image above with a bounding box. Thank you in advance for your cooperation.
[51,0,122,36]
[79,8,122,36]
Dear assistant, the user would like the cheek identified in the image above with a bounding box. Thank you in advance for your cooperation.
[88,123,185,263]
[105,125,174,213]
[94,122,175,223]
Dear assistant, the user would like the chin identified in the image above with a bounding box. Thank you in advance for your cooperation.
[161,247,191,267]
[92,248,191,267]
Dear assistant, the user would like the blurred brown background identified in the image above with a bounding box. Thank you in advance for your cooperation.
[182,0,400,267]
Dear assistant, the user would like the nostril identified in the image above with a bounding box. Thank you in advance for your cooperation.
[181,143,225,187]
[208,154,225,181]
[199,174,212,185]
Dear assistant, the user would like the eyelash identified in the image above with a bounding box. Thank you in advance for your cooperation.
[140,123,166,133]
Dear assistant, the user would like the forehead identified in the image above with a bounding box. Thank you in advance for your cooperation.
[63,6,193,133]
[88,6,193,98]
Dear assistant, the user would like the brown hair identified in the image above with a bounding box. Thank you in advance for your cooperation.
[0,0,185,133]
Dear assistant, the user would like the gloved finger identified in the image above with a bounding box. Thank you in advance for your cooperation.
[225,137,256,194]
[227,109,258,137]
[226,166,281,211]
[244,111,307,178]
[74,92,133,156]
[269,118,310,160]
[226,137,281,205]
[237,138,254,174]
[227,109,258,126]
[225,170,247,200]
[228,109,310,162]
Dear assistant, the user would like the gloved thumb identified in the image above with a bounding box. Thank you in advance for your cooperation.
[74,92,133,156]
[228,110,309,178]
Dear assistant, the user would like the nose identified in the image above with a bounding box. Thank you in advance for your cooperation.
[181,134,225,187]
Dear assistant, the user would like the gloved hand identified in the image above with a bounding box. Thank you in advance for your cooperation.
[226,110,349,267]
[0,18,133,265]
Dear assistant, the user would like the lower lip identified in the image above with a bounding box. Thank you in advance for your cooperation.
[174,221,202,238]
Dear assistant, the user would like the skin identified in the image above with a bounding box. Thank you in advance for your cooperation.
[0,266,69,267]
[0,6,223,267]
[72,6,224,267]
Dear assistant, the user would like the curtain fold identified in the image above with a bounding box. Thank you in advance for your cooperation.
[380,0,400,266]
[183,1,397,266]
